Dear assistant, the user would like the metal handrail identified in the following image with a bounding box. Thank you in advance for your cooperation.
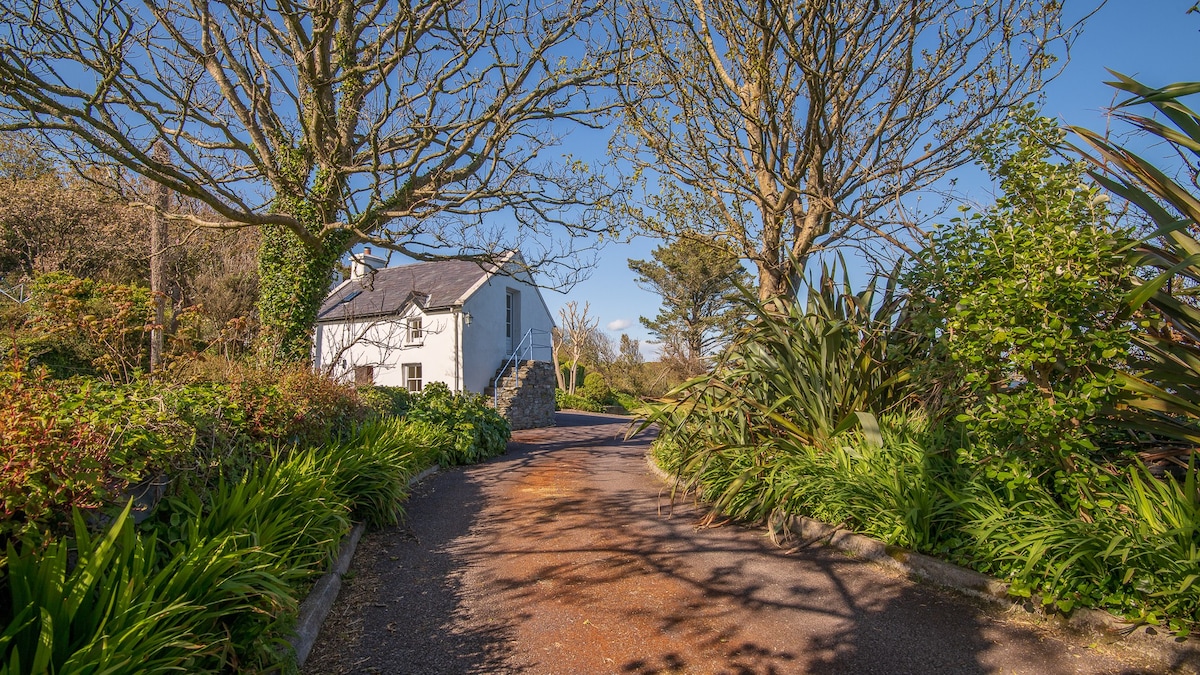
[493,327,552,408]
[0,284,27,303]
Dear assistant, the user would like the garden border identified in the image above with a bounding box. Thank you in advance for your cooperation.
[645,454,1200,673]
[288,464,441,668]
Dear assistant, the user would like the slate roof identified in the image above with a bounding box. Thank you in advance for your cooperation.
[316,258,494,323]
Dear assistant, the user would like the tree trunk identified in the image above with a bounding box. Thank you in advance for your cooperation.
[149,142,169,373]
[257,217,349,364]
[757,264,787,301]
[551,331,566,390]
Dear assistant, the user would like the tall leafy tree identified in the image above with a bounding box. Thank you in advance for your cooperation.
[906,106,1130,511]
[615,0,1075,299]
[628,233,749,361]
[0,0,621,361]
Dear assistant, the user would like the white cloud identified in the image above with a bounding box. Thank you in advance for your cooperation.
[606,318,632,331]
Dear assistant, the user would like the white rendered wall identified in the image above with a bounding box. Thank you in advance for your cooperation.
[314,307,462,390]
[461,274,555,394]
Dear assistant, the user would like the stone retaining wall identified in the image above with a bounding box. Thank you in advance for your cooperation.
[491,360,556,430]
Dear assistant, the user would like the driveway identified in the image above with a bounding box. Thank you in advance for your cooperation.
[303,411,1160,674]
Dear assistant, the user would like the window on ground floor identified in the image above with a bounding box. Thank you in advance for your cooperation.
[354,365,374,386]
[403,363,423,392]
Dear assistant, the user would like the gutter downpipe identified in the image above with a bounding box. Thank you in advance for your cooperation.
[452,305,462,394]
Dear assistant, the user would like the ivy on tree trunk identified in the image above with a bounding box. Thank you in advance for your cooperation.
[257,193,350,363]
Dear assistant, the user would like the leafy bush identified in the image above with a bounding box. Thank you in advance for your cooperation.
[355,385,415,418]
[580,372,611,404]
[18,272,154,381]
[165,364,369,487]
[0,362,185,542]
[0,348,371,541]
[0,416,448,673]
[612,391,640,413]
[907,107,1131,512]
[555,388,605,412]
[406,382,510,465]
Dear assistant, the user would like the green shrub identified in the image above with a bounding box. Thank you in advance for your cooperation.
[356,385,414,418]
[555,388,605,412]
[0,362,185,543]
[0,349,372,545]
[165,365,369,487]
[144,449,352,668]
[906,107,1131,512]
[580,372,611,404]
[612,391,641,414]
[406,382,510,466]
[1072,74,1200,448]
[19,272,154,381]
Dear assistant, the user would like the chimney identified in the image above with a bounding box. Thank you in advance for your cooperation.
[350,247,388,281]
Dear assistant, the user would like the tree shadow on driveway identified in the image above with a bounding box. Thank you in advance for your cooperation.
[307,412,1160,675]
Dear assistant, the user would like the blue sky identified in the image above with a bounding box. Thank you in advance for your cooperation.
[541,2,1200,358]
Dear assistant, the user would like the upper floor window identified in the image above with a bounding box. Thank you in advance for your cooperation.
[407,317,423,343]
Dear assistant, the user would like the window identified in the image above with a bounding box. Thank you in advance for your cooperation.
[407,317,423,343]
[505,292,513,340]
[354,365,374,386]
[403,363,423,392]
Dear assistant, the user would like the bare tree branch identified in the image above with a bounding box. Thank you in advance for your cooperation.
[614,0,1084,298]
[0,0,627,286]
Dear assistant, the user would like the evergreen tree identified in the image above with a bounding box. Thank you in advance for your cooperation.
[628,234,750,361]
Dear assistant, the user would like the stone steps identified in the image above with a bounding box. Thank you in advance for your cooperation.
[487,360,555,430]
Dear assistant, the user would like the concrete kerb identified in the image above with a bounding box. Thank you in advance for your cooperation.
[288,463,441,669]
[644,453,1200,674]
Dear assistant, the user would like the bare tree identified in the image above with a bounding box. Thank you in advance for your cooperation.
[0,161,145,283]
[550,326,568,390]
[0,0,623,360]
[556,300,599,395]
[614,0,1079,298]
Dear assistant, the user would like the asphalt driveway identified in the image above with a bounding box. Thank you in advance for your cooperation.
[303,411,1162,674]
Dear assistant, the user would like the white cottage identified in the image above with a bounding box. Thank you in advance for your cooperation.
[312,251,555,406]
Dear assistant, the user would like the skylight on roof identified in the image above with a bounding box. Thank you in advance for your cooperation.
[340,290,361,303]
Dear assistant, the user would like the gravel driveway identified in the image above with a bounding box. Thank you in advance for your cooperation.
[303,411,1161,674]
